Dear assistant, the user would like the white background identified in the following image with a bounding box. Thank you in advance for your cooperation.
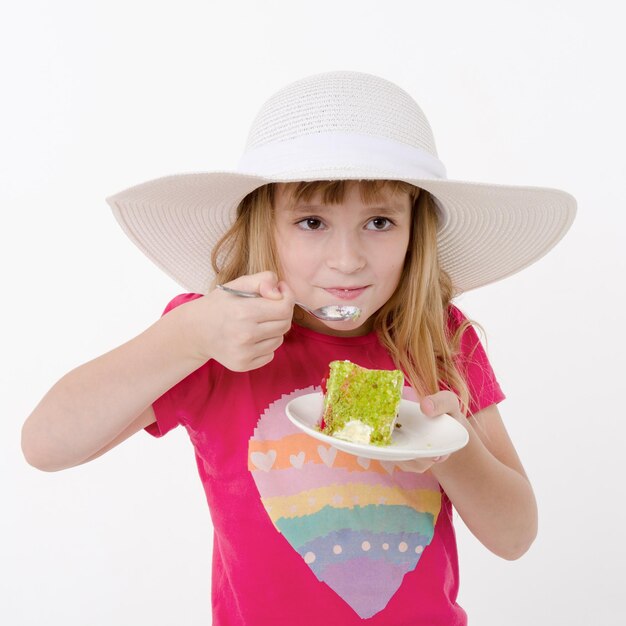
[2,1,624,624]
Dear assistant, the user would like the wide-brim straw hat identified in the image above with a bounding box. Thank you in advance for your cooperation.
[106,71,576,295]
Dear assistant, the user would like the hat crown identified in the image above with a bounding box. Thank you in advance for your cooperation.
[244,71,439,158]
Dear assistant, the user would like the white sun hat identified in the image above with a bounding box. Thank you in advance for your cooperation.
[106,70,576,295]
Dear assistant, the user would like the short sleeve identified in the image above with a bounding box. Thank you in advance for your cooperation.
[447,305,506,416]
[145,293,212,438]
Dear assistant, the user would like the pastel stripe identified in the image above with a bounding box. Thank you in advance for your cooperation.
[262,484,441,520]
[319,556,410,619]
[251,463,439,497]
[299,529,431,573]
[274,504,435,549]
[248,434,380,472]
[248,434,442,478]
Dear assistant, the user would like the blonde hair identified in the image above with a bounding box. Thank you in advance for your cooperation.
[212,180,474,414]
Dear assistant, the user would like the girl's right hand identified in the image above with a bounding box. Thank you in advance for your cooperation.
[187,271,295,371]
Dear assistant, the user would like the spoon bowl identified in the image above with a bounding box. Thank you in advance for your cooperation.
[217,284,361,322]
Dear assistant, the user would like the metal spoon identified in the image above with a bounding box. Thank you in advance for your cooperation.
[217,284,361,322]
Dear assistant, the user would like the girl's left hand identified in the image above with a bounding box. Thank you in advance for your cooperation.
[397,390,464,474]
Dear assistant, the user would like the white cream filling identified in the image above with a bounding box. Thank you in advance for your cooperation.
[333,420,373,445]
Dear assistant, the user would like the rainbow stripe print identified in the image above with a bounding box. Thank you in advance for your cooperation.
[249,386,442,619]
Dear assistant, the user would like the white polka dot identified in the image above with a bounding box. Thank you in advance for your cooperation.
[361,541,371,551]
[415,545,424,554]
[398,542,408,553]
[333,545,343,555]
[382,543,389,550]
[304,552,316,564]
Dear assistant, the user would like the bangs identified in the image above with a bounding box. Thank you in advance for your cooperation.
[278,180,420,206]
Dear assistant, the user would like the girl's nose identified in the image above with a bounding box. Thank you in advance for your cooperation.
[325,232,366,274]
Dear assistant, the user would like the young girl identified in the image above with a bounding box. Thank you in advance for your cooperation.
[21,71,576,624]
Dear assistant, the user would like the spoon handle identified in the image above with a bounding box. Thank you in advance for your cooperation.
[217,283,360,322]
[218,284,311,313]
[217,284,261,298]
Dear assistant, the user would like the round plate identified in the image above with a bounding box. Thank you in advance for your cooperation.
[285,393,469,461]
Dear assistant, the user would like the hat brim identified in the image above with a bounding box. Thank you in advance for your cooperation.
[106,170,576,295]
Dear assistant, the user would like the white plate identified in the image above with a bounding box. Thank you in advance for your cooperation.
[285,393,469,461]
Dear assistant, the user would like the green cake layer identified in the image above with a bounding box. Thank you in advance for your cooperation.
[321,360,404,446]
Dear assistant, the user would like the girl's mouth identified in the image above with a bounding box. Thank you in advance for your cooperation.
[323,286,368,301]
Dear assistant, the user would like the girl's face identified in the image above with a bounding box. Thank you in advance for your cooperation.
[273,182,413,337]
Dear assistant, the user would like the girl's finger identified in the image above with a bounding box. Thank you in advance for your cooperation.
[253,319,293,341]
[251,335,285,355]
[228,271,278,295]
[421,390,462,419]
[258,274,282,300]
[432,454,451,464]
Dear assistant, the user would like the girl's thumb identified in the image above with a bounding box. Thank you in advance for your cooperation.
[258,275,283,300]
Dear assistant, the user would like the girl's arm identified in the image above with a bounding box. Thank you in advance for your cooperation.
[21,300,207,472]
[21,272,294,472]
[423,392,538,560]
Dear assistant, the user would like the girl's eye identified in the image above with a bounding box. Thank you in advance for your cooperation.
[366,217,393,231]
[297,218,324,231]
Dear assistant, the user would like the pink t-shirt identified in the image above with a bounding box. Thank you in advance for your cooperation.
[148,294,505,625]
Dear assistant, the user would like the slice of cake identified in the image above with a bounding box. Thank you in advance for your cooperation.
[320,360,404,446]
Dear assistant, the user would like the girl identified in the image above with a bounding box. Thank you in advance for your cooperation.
[21,71,576,624]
